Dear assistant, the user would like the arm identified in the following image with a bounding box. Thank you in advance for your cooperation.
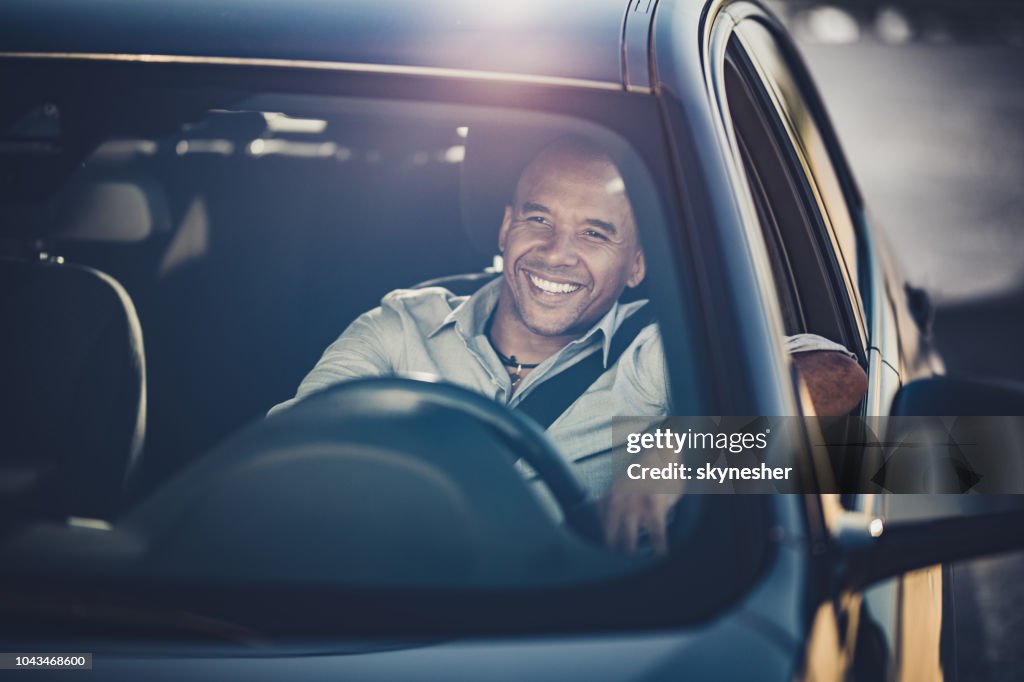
[791,350,868,417]
[785,332,867,416]
[267,306,397,416]
[596,325,679,554]
[600,330,866,553]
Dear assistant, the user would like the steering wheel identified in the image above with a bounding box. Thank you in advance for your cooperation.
[263,378,604,544]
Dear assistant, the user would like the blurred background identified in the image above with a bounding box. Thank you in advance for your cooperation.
[769,0,1024,379]
[768,2,1024,679]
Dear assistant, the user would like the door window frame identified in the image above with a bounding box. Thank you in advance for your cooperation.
[718,12,869,360]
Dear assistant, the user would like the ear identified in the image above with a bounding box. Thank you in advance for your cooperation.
[626,247,646,288]
[497,205,513,253]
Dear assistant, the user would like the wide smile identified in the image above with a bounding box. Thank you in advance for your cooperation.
[522,269,586,299]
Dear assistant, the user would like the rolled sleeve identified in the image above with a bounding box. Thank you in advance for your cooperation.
[784,333,856,360]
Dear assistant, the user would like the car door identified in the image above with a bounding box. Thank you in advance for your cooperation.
[707,4,944,681]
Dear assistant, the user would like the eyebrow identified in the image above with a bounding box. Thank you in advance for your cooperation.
[520,202,619,236]
[521,201,551,215]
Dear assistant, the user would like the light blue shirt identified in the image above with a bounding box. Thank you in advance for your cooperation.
[269,278,666,496]
[269,278,851,498]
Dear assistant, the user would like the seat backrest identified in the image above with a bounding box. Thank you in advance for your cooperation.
[0,257,146,520]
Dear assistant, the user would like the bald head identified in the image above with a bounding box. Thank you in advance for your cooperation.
[513,137,631,227]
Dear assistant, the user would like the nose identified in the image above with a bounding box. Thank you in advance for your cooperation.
[536,228,579,268]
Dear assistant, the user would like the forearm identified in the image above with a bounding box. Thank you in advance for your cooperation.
[791,350,868,416]
[267,310,395,416]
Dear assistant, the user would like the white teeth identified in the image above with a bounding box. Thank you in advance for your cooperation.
[529,273,582,294]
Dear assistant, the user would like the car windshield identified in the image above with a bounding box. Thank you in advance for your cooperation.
[0,60,776,636]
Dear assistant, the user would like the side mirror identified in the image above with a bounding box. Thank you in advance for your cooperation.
[892,374,1024,416]
[832,507,1024,592]
[828,373,1024,589]
[882,375,1024,494]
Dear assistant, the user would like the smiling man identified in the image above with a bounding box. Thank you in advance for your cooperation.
[270,136,866,553]
[487,139,646,391]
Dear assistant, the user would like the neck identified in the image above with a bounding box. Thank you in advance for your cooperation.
[489,292,580,365]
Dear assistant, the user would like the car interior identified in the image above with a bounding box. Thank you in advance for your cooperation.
[2,100,494,512]
[0,74,768,590]
[0,64,798,640]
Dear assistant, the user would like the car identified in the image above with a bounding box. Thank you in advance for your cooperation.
[1,0,1023,679]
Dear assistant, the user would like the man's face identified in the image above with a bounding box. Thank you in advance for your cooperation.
[497,144,646,338]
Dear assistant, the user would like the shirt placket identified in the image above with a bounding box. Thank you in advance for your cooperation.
[458,329,513,405]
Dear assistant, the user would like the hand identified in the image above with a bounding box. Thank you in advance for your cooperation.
[598,469,683,554]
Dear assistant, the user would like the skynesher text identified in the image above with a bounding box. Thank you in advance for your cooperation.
[627,462,793,483]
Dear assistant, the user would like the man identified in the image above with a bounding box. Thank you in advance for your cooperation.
[270,136,866,552]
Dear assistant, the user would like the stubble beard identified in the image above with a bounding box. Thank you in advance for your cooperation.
[507,267,593,339]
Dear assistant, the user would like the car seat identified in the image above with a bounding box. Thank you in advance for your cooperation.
[0,172,159,521]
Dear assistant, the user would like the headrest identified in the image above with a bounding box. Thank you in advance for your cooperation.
[52,172,171,243]
[0,258,146,520]
[0,170,170,244]
[460,123,565,256]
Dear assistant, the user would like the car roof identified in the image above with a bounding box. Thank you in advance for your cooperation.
[0,0,635,87]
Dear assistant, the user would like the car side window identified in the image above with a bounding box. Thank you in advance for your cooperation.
[725,63,807,337]
[723,20,867,359]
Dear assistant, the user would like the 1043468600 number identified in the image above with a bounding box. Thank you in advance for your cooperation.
[3,654,92,669]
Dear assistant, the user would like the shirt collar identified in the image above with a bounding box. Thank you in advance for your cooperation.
[428,276,648,368]
[427,276,504,339]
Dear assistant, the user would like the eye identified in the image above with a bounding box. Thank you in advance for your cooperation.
[583,229,609,241]
[525,215,552,226]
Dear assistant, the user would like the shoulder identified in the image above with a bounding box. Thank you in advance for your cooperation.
[623,321,664,377]
[611,311,669,410]
[615,302,662,359]
[381,286,464,311]
[373,286,465,327]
